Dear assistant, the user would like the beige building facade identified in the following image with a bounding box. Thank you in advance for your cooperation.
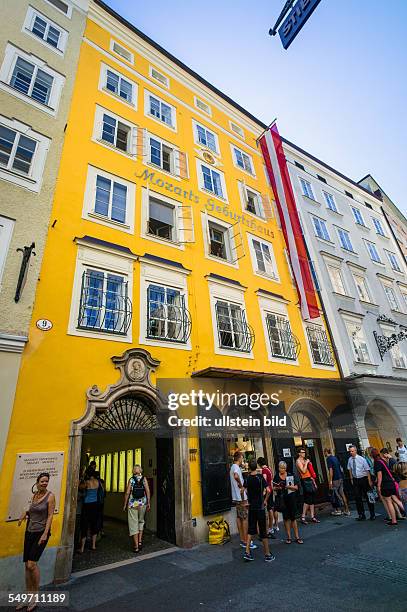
[0,0,88,470]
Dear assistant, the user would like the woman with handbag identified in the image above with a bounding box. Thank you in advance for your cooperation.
[274,461,303,544]
[374,449,406,525]
[296,449,320,525]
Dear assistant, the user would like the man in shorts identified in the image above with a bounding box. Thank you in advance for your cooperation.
[230,451,256,549]
[244,460,275,562]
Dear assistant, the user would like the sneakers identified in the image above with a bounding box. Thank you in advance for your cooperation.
[331,510,342,516]
[243,552,254,562]
[271,526,279,533]
[343,511,351,516]
[267,531,276,539]
[240,540,258,549]
[264,554,276,562]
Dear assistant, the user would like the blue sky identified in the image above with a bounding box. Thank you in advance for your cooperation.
[105,0,407,214]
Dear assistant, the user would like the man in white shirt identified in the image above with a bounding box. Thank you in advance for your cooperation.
[347,445,374,521]
[230,451,251,548]
[395,438,407,463]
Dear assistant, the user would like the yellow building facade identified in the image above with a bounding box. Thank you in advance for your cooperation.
[0,0,352,586]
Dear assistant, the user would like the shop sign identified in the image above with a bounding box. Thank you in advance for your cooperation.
[283,448,291,458]
[305,439,314,448]
[279,0,322,50]
[7,452,64,521]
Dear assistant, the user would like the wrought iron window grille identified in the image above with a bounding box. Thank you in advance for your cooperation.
[306,326,334,366]
[147,287,192,343]
[215,301,255,352]
[266,314,300,360]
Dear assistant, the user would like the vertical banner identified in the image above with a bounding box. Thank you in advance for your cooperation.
[259,123,319,320]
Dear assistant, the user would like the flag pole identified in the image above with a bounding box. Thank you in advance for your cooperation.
[256,118,277,144]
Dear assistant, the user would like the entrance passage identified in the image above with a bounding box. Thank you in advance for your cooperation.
[72,395,176,573]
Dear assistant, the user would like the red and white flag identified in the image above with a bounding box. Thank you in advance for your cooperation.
[259,123,319,320]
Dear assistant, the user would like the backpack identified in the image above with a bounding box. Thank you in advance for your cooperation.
[131,475,146,499]
[207,516,231,545]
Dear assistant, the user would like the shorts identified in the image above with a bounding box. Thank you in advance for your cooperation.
[128,504,146,536]
[233,501,248,520]
[332,479,344,497]
[23,530,50,563]
[248,506,267,539]
[381,484,397,498]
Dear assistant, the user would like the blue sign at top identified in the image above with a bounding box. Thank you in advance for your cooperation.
[279,0,322,50]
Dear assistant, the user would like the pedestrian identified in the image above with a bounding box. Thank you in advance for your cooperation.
[17,472,55,612]
[229,451,256,550]
[257,457,276,538]
[394,462,407,514]
[395,438,407,463]
[123,464,151,553]
[375,448,406,525]
[347,445,375,521]
[296,448,320,524]
[274,461,303,544]
[94,470,106,537]
[324,448,350,516]
[78,468,102,552]
[243,460,275,562]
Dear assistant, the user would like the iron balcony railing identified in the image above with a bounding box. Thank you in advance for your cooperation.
[306,326,334,366]
[266,314,300,360]
[147,294,192,343]
[216,301,255,353]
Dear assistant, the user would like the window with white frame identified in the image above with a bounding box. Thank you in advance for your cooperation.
[385,250,402,273]
[352,273,371,302]
[100,65,136,106]
[147,196,175,241]
[266,313,298,360]
[94,107,135,155]
[83,166,135,231]
[195,97,211,115]
[198,162,226,199]
[45,0,71,17]
[306,325,334,366]
[232,145,254,174]
[239,182,264,217]
[110,40,133,63]
[23,7,68,53]
[208,221,230,260]
[147,133,186,177]
[249,235,278,279]
[215,300,253,352]
[300,177,315,200]
[147,284,191,343]
[382,283,400,311]
[145,91,176,128]
[0,115,50,192]
[323,191,338,212]
[149,66,169,87]
[230,121,244,139]
[344,319,371,363]
[351,207,366,226]
[194,121,218,153]
[0,215,14,286]
[373,217,386,237]
[0,44,64,113]
[326,263,347,295]
[311,216,330,241]
[337,228,354,252]
[365,241,382,263]
[142,189,194,246]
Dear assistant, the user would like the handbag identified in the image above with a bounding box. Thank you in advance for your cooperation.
[302,478,316,494]
[207,516,230,545]
[308,462,317,480]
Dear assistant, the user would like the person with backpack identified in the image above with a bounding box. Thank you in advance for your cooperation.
[243,460,275,563]
[123,464,151,552]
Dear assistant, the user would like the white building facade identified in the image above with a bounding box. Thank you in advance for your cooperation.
[284,138,407,452]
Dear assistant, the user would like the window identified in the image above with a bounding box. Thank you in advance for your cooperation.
[148,197,175,241]
[147,284,191,343]
[201,164,223,197]
[380,326,407,369]
[209,221,228,260]
[194,122,218,153]
[365,241,382,263]
[382,284,400,311]
[0,215,14,286]
[83,166,135,231]
[78,269,131,335]
[195,97,211,115]
[345,320,371,363]
[149,66,169,87]
[149,136,174,173]
[373,218,386,236]
[327,264,347,295]
[266,313,298,360]
[306,326,334,366]
[146,92,175,128]
[344,190,354,199]
[300,178,315,200]
[250,236,278,279]
[89,449,141,493]
[233,146,254,174]
[215,301,253,352]
[0,115,50,192]
[10,57,54,105]
[110,40,133,63]
[24,7,67,53]
[45,0,71,17]
[311,216,330,241]
[105,69,134,104]
[323,191,338,212]
[317,175,327,183]
[337,228,354,252]
[230,122,244,138]
[353,273,371,302]
[240,183,264,217]
[386,251,402,273]
[100,112,132,153]
[295,161,305,171]
[351,207,365,226]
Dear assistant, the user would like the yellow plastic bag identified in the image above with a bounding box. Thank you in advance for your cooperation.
[207,516,230,545]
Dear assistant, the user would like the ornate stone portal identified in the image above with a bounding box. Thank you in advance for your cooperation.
[54,348,194,584]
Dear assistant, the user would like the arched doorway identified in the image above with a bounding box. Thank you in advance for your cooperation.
[54,349,193,583]
[365,399,403,453]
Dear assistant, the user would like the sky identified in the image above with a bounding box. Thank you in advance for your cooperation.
[105,0,407,214]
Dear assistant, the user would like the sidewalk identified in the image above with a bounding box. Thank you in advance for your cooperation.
[43,506,407,612]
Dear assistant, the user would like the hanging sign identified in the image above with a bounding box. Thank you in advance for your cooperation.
[279,0,322,50]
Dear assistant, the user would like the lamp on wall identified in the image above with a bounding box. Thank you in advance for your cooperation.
[14,242,36,303]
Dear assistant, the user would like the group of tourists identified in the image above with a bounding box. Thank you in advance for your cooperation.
[230,437,407,563]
